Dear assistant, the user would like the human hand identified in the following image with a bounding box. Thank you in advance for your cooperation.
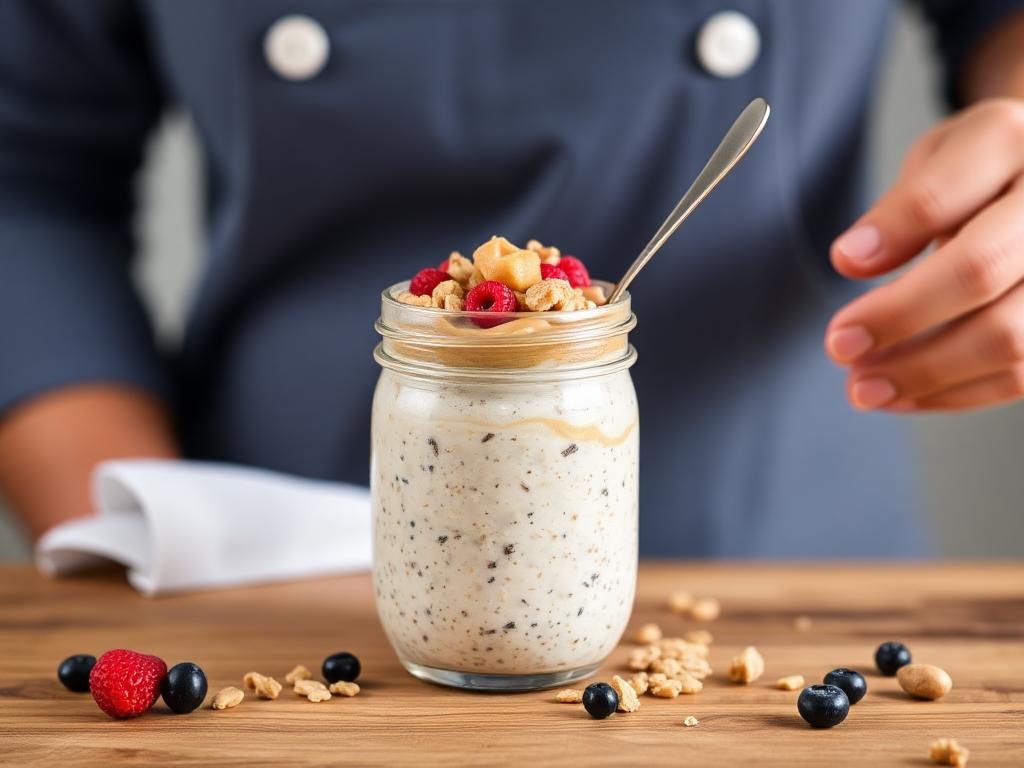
[0,385,177,539]
[825,99,1024,412]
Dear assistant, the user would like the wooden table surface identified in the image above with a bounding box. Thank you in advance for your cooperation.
[2,563,1022,767]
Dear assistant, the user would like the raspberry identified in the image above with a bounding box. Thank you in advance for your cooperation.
[437,258,450,271]
[557,256,591,287]
[89,649,167,719]
[465,280,518,327]
[540,263,571,282]
[409,268,452,297]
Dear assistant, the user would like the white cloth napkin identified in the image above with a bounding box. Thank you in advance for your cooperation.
[35,460,372,596]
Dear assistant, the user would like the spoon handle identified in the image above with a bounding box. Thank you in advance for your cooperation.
[607,97,771,304]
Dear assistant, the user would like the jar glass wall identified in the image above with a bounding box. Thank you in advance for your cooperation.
[371,283,639,691]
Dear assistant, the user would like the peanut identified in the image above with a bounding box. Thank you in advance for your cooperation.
[211,686,244,710]
[898,664,953,700]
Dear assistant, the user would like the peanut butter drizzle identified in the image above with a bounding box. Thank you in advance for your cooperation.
[385,310,630,369]
[438,316,555,337]
[388,336,627,369]
[433,414,638,447]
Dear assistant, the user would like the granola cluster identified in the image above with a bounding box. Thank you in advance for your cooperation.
[396,236,609,315]
[212,663,362,710]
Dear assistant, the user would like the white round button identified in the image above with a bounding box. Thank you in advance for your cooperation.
[264,15,330,81]
[695,11,760,78]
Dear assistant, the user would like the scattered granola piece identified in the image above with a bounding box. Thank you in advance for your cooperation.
[627,673,650,696]
[466,267,485,290]
[306,689,332,703]
[610,675,641,713]
[212,686,244,710]
[555,287,592,311]
[293,679,329,696]
[676,672,703,694]
[668,591,694,613]
[524,278,574,311]
[554,688,584,703]
[444,252,476,284]
[794,615,813,632]
[727,646,765,684]
[396,290,432,307]
[776,674,805,691]
[683,630,713,645]
[328,681,360,697]
[683,715,700,728]
[581,285,608,306]
[627,647,660,671]
[633,623,663,645]
[285,665,312,684]
[929,738,969,767]
[526,239,561,265]
[243,671,283,700]
[651,678,683,698]
[689,598,721,622]
[431,279,464,309]
[650,657,683,677]
[681,657,713,680]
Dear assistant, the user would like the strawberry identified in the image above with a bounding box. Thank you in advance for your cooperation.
[409,268,452,296]
[556,256,591,287]
[539,263,570,282]
[89,649,167,719]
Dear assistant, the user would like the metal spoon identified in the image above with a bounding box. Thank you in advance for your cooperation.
[607,97,771,304]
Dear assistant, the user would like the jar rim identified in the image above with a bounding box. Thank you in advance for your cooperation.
[377,280,633,346]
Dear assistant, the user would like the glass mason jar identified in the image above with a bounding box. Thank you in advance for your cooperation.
[371,282,638,691]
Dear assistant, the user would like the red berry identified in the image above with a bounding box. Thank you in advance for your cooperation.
[539,263,570,282]
[465,280,518,327]
[557,256,591,287]
[438,258,450,272]
[409,268,452,297]
[89,649,167,719]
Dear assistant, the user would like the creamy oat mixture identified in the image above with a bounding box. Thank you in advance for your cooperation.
[371,368,638,675]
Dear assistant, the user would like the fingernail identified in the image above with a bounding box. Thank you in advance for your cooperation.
[827,326,874,363]
[835,224,882,264]
[851,377,897,410]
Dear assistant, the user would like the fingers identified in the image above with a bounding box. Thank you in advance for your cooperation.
[845,281,1024,409]
[827,180,1024,363]
[908,365,1024,411]
[831,100,1024,280]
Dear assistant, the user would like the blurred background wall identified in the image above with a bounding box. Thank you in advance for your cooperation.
[0,4,1021,559]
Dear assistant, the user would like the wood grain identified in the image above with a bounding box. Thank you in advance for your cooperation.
[1,563,1022,766]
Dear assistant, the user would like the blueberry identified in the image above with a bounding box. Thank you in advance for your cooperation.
[823,668,867,705]
[322,652,361,683]
[582,682,618,719]
[797,684,850,728]
[874,641,911,676]
[161,662,208,714]
[57,654,95,692]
